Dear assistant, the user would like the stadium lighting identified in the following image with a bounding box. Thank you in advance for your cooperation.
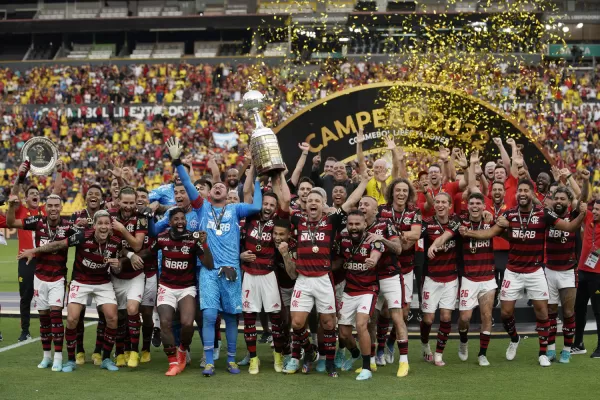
[339,37,350,42]
[562,26,569,32]
[576,23,583,29]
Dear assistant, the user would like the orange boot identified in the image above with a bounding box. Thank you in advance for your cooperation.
[177,346,187,372]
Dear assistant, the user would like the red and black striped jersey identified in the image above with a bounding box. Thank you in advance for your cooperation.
[291,209,346,277]
[459,217,495,282]
[109,208,148,279]
[23,216,77,282]
[274,240,297,289]
[502,206,560,273]
[68,230,123,285]
[422,216,461,283]
[151,231,204,289]
[69,207,105,230]
[366,219,400,279]
[335,230,384,296]
[378,204,421,274]
[545,210,578,271]
[142,235,158,278]
[242,210,289,275]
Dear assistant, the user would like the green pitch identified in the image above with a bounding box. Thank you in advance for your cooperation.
[1,240,598,399]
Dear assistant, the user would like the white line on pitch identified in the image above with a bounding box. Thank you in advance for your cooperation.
[0,321,96,353]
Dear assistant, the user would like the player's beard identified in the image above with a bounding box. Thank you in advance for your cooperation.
[350,229,365,243]
[554,203,567,216]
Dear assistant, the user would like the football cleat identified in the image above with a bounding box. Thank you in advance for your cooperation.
[186,349,191,366]
[384,340,395,364]
[539,355,551,367]
[356,369,372,381]
[91,352,102,366]
[570,344,586,355]
[140,350,151,363]
[315,358,326,372]
[62,360,77,373]
[199,355,207,368]
[458,342,469,362]
[176,348,187,369]
[202,364,215,377]
[151,328,161,348]
[259,331,272,344]
[422,343,433,362]
[327,370,339,378]
[375,351,386,366]
[76,352,86,365]
[239,352,251,366]
[590,347,600,359]
[165,363,181,377]
[273,352,284,373]
[227,362,241,374]
[51,360,63,372]
[558,350,571,364]
[283,358,299,374]
[334,348,345,369]
[396,361,409,377]
[38,357,52,369]
[249,357,260,375]
[434,353,445,367]
[128,351,140,368]
[478,355,490,367]
[101,358,119,371]
[506,337,520,361]
[546,349,556,362]
[115,354,127,367]
[124,351,131,364]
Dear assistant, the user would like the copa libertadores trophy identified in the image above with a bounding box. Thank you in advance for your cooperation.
[242,90,286,176]
[20,137,59,175]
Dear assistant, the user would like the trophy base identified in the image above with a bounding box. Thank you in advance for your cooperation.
[256,164,286,177]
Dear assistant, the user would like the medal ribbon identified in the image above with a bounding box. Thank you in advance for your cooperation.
[210,205,227,232]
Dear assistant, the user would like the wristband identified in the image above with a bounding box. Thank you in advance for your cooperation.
[172,158,182,167]
[126,251,134,259]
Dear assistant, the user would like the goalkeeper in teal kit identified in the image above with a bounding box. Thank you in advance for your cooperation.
[165,137,262,376]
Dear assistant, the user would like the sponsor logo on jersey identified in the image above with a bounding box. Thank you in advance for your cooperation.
[165,260,189,270]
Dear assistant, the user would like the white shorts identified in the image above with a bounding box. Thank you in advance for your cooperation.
[421,277,459,313]
[338,293,376,326]
[376,275,405,311]
[459,277,497,311]
[33,276,65,310]
[545,268,577,305]
[280,287,293,308]
[112,274,145,310]
[403,271,414,305]
[335,280,346,307]
[141,274,158,307]
[157,284,196,310]
[67,280,117,306]
[242,272,282,313]
[500,268,549,301]
[290,274,336,314]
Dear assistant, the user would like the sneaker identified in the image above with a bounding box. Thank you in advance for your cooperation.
[101,358,119,372]
[51,359,62,372]
[199,355,207,369]
[259,331,273,344]
[356,369,373,381]
[115,354,126,367]
[124,351,131,364]
[227,362,241,374]
[239,352,251,366]
[491,317,495,327]
[202,364,215,377]
[341,355,360,371]
[62,360,77,373]
[128,351,140,368]
[506,337,520,361]
[558,350,571,364]
[590,347,600,359]
[248,357,260,375]
[76,352,86,365]
[283,354,292,369]
[38,357,52,369]
[283,358,299,374]
[422,343,433,362]
[140,350,151,363]
[539,355,551,367]
[273,351,284,373]
[416,311,423,322]
[91,352,102,366]
[384,340,395,364]
[478,355,490,367]
[214,341,221,360]
[396,361,409,377]
[302,349,318,374]
[458,342,469,362]
[18,331,31,342]
[151,328,161,348]
[571,344,587,355]
[315,358,326,372]
[547,349,556,362]
[334,348,345,369]
[434,352,445,367]
[327,368,339,378]
[165,363,181,376]
[375,351,386,366]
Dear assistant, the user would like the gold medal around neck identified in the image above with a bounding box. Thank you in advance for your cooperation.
[255,244,262,252]
[312,246,319,253]
[470,248,476,254]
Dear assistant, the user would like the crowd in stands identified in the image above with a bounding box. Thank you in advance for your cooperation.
[0,61,599,210]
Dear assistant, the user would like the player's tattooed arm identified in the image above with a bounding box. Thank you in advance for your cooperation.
[366,234,402,256]
[17,239,68,264]
[277,242,298,280]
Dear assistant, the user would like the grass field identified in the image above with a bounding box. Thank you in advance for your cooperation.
[1,240,599,399]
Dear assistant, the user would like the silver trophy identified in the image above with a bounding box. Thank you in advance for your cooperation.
[20,137,59,175]
[242,90,285,176]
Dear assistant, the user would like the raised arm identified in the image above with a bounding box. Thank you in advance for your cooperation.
[149,214,169,237]
[52,160,65,196]
[237,180,262,218]
[341,171,369,213]
[290,143,310,187]
[356,129,367,173]
[579,169,591,202]
[272,170,291,213]
[207,152,222,183]
[493,137,511,172]
[6,195,23,228]
[310,153,324,188]
[17,238,69,264]
[554,202,587,233]
[277,241,297,280]
[243,166,255,204]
